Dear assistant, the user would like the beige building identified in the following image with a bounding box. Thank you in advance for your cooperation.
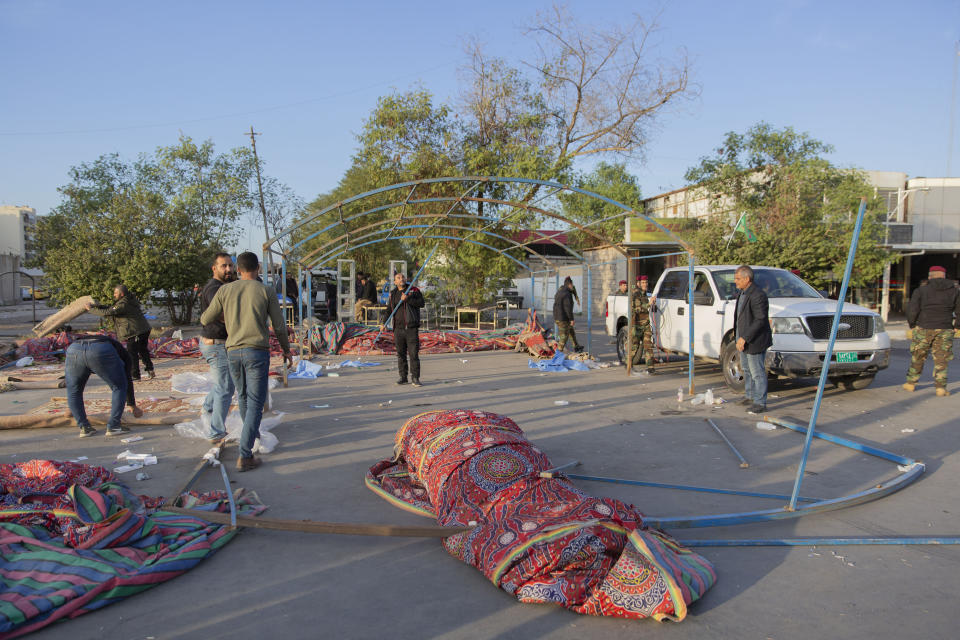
[0,205,38,305]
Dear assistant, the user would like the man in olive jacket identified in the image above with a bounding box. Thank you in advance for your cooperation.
[733,265,773,414]
[87,285,154,381]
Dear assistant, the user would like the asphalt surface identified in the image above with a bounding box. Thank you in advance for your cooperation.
[1,301,956,640]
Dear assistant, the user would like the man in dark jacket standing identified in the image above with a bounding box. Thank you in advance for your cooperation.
[87,285,154,381]
[387,271,425,386]
[903,266,960,396]
[553,276,582,353]
[200,252,236,442]
[734,265,773,414]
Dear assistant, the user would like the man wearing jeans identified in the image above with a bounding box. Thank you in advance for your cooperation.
[734,265,772,414]
[65,334,143,437]
[199,252,236,442]
[201,252,292,472]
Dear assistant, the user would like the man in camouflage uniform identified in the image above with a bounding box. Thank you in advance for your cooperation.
[631,275,657,373]
[903,265,960,397]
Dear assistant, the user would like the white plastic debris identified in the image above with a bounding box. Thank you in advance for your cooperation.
[311,404,330,408]
[202,447,222,466]
[901,428,916,433]
[756,421,776,431]
[14,356,33,368]
[327,372,340,377]
[114,464,143,474]
[120,436,144,443]
[677,388,684,403]
[171,329,183,340]
[135,472,151,481]
[704,388,714,406]
[690,393,705,405]
[116,451,158,466]
[554,400,570,406]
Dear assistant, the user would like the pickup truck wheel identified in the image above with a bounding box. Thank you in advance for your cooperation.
[837,374,875,391]
[616,326,628,365]
[721,341,746,392]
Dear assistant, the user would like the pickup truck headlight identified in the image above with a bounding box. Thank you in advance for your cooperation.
[771,316,805,334]
[874,315,886,333]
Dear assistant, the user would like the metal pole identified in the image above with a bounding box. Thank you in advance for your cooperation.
[705,418,749,468]
[788,197,869,510]
[247,126,274,286]
[688,254,695,394]
[586,264,592,355]
[626,255,635,375]
[565,473,821,503]
[880,261,891,322]
[679,537,960,548]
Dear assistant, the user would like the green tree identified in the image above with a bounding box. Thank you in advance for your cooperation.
[560,162,642,249]
[33,136,260,324]
[684,123,896,289]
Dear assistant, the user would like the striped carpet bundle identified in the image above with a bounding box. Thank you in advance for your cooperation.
[0,459,263,638]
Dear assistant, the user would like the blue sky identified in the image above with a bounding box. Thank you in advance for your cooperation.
[2,0,958,251]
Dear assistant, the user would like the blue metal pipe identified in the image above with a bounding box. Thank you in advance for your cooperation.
[646,462,924,529]
[788,197,869,510]
[688,257,695,394]
[564,473,823,503]
[763,416,917,466]
[586,264,592,355]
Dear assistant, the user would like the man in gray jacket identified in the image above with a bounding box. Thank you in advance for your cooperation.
[202,252,293,471]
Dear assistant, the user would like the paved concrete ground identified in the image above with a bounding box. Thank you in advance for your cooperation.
[1,302,956,639]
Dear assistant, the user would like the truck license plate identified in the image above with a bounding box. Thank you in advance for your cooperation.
[835,352,858,363]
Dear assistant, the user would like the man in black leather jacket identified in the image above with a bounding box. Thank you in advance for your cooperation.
[387,272,425,386]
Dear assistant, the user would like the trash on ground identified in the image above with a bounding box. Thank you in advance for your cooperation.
[327,372,340,377]
[756,422,776,431]
[15,357,34,368]
[328,360,382,369]
[554,400,570,406]
[114,464,143,474]
[120,436,144,443]
[116,451,158,466]
[310,404,330,408]
[135,472,151,481]
[69,456,88,462]
[379,400,393,407]
[901,428,916,433]
[288,359,324,379]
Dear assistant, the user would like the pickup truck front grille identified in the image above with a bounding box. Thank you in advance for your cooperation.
[805,315,873,340]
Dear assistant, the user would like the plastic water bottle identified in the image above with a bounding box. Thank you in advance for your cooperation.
[704,388,714,406]
[677,388,683,403]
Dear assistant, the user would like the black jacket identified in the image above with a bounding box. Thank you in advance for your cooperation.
[553,286,575,323]
[89,293,151,342]
[907,279,960,330]
[388,286,425,330]
[200,277,229,340]
[359,280,378,304]
[734,283,773,354]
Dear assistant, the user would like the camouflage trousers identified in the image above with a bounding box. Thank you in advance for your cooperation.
[906,328,955,389]
[556,321,580,351]
[631,322,654,367]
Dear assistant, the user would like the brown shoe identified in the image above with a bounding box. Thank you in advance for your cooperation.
[236,456,262,472]
[902,382,916,392]
[936,387,950,397]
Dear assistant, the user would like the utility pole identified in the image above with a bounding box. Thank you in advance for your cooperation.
[247,126,274,285]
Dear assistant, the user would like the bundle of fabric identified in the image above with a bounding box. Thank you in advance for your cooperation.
[312,322,522,355]
[0,459,264,637]
[366,410,716,620]
[513,309,556,358]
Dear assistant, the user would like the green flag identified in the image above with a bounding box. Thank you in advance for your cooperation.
[735,213,758,243]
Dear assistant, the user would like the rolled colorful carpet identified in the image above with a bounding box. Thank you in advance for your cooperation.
[366,409,716,621]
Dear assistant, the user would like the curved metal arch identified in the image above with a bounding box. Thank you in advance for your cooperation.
[265,176,691,264]
[304,223,567,272]
[312,234,529,271]
[297,213,574,270]
[289,195,586,264]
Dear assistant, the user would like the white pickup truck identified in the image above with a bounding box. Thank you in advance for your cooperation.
[605,265,890,391]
